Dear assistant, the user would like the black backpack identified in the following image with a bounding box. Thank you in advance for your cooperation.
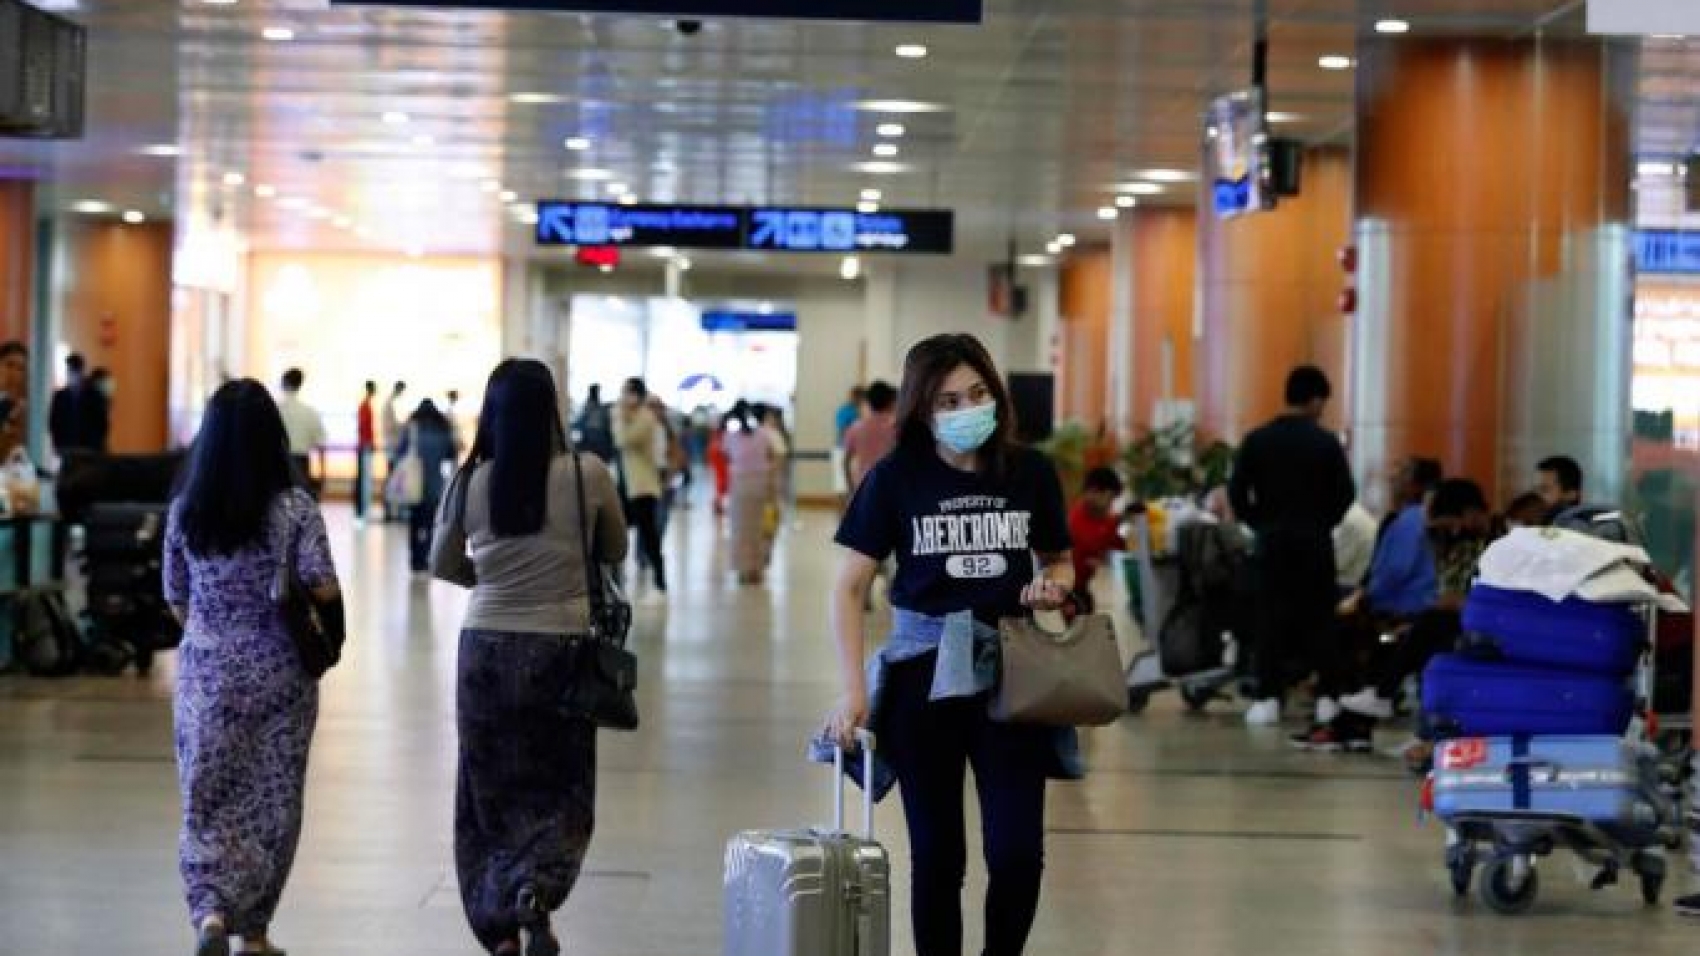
[17,591,81,678]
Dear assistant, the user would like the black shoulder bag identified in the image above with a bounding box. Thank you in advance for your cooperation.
[273,514,346,679]
[564,451,639,731]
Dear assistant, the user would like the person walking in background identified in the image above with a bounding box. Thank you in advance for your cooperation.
[1067,467,1129,612]
[355,381,378,526]
[429,358,627,956]
[842,380,898,495]
[163,379,342,956]
[831,385,866,509]
[759,404,792,529]
[614,377,667,602]
[829,332,1075,956]
[724,402,776,586]
[647,394,687,537]
[382,381,408,521]
[276,369,327,499]
[395,399,460,574]
[1228,366,1356,729]
[84,368,113,453]
[446,389,467,455]
[572,385,616,464]
[49,352,91,457]
[707,412,732,517]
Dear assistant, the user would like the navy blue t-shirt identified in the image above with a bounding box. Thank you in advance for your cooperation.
[835,444,1071,623]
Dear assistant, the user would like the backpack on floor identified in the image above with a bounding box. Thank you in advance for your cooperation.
[17,591,81,677]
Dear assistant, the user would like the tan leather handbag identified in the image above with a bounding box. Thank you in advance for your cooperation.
[992,613,1127,726]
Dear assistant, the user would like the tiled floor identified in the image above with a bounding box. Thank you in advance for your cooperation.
[1,501,1695,956]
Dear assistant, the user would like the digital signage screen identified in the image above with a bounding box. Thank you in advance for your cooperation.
[332,0,982,24]
[536,202,953,255]
[1205,87,1272,220]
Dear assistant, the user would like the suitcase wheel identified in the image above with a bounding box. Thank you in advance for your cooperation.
[1445,844,1476,899]
[1633,853,1666,906]
[1480,855,1539,915]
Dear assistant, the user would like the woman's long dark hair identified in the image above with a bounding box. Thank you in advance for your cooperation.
[894,333,1018,476]
[466,359,566,537]
[176,379,300,556]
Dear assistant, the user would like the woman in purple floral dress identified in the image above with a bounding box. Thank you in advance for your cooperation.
[163,379,342,956]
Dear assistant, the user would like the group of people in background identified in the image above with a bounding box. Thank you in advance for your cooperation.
[48,352,112,458]
[1226,365,1600,766]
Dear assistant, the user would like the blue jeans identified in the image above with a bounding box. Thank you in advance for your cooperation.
[881,652,1049,956]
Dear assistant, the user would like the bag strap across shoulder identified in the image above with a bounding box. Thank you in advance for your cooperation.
[569,450,607,618]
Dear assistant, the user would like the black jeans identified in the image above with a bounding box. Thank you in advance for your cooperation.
[1251,532,1341,702]
[626,495,666,591]
[882,654,1049,956]
[409,493,440,572]
[354,448,372,520]
[1370,609,1461,700]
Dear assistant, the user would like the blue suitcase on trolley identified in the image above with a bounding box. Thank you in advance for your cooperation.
[1421,654,1634,739]
[1432,735,1667,833]
[1460,585,1642,675]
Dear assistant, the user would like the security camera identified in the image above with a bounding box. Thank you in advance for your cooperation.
[674,19,703,36]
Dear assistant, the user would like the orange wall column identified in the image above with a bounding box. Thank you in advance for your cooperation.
[0,182,33,345]
[1058,248,1112,428]
[1195,147,1352,444]
[1126,207,1196,433]
[1352,36,1634,506]
[59,220,174,453]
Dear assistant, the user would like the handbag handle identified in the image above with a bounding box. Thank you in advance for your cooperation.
[569,449,608,625]
[1014,609,1088,646]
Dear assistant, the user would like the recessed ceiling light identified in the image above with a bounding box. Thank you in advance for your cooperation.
[1115,195,1137,209]
[1267,111,1306,124]
[855,161,911,175]
[222,171,245,187]
[500,189,518,203]
[1046,242,1062,255]
[872,143,900,158]
[70,200,113,215]
[1653,33,1687,40]
[649,246,679,258]
[619,194,638,206]
[608,182,630,195]
[261,26,294,41]
[564,136,591,151]
[1057,234,1077,247]
[877,123,906,138]
[840,256,862,281]
[137,144,181,157]
[511,92,568,104]
[254,184,276,198]
[1318,54,1355,70]
[855,99,947,114]
[1638,161,1678,177]
[860,188,883,202]
[675,257,693,272]
[895,44,929,59]
[122,210,146,224]
[1118,182,1165,195]
[1017,254,1054,268]
[1097,207,1118,220]
[1135,168,1195,183]
[857,201,880,214]
[203,0,239,5]
[519,211,539,225]
[565,167,614,181]
[382,111,409,126]
[1375,18,1411,34]
[599,264,615,274]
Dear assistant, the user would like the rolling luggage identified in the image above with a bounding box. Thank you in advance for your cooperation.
[1421,654,1633,739]
[1433,735,1668,833]
[724,733,890,956]
[1460,585,1643,675]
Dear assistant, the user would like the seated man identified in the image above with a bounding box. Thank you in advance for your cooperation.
[1534,454,1584,523]
[1303,479,1494,756]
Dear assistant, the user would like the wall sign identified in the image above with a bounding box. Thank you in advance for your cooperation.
[536,202,954,254]
[1588,0,1700,35]
[332,0,982,24]
[1635,230,1700,275]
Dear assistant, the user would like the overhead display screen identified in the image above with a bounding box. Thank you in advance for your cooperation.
[536,202,954,254]
[332,0,982,24]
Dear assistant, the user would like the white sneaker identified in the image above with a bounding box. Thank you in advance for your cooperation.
[1340,688,1394,719]
[1244,699,1282,726]
[1315,697,1341,725]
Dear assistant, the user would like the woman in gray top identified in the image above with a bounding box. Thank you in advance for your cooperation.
[430,359,628,956]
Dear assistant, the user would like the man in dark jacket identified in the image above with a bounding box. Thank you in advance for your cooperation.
[1228,366,1356,728]
[49,353,89,456]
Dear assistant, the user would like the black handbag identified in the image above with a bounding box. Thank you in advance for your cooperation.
[565,451,639,731]
[272,517,346,679]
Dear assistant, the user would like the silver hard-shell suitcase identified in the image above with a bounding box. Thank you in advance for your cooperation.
[724,730,890,956]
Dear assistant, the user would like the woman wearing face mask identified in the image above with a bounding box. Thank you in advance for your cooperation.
[829,333,1075,956]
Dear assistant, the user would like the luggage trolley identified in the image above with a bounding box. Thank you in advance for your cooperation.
[1122,515,1248,714]
[1431,596,1684,915]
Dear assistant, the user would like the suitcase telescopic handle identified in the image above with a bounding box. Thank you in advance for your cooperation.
[832,729,877,838]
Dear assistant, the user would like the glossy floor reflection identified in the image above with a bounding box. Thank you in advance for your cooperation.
[1,501,1695,955]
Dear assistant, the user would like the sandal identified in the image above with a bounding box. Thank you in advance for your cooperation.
[194,919,230,956]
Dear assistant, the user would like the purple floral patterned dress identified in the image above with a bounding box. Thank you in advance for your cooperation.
[162,489,338,937]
